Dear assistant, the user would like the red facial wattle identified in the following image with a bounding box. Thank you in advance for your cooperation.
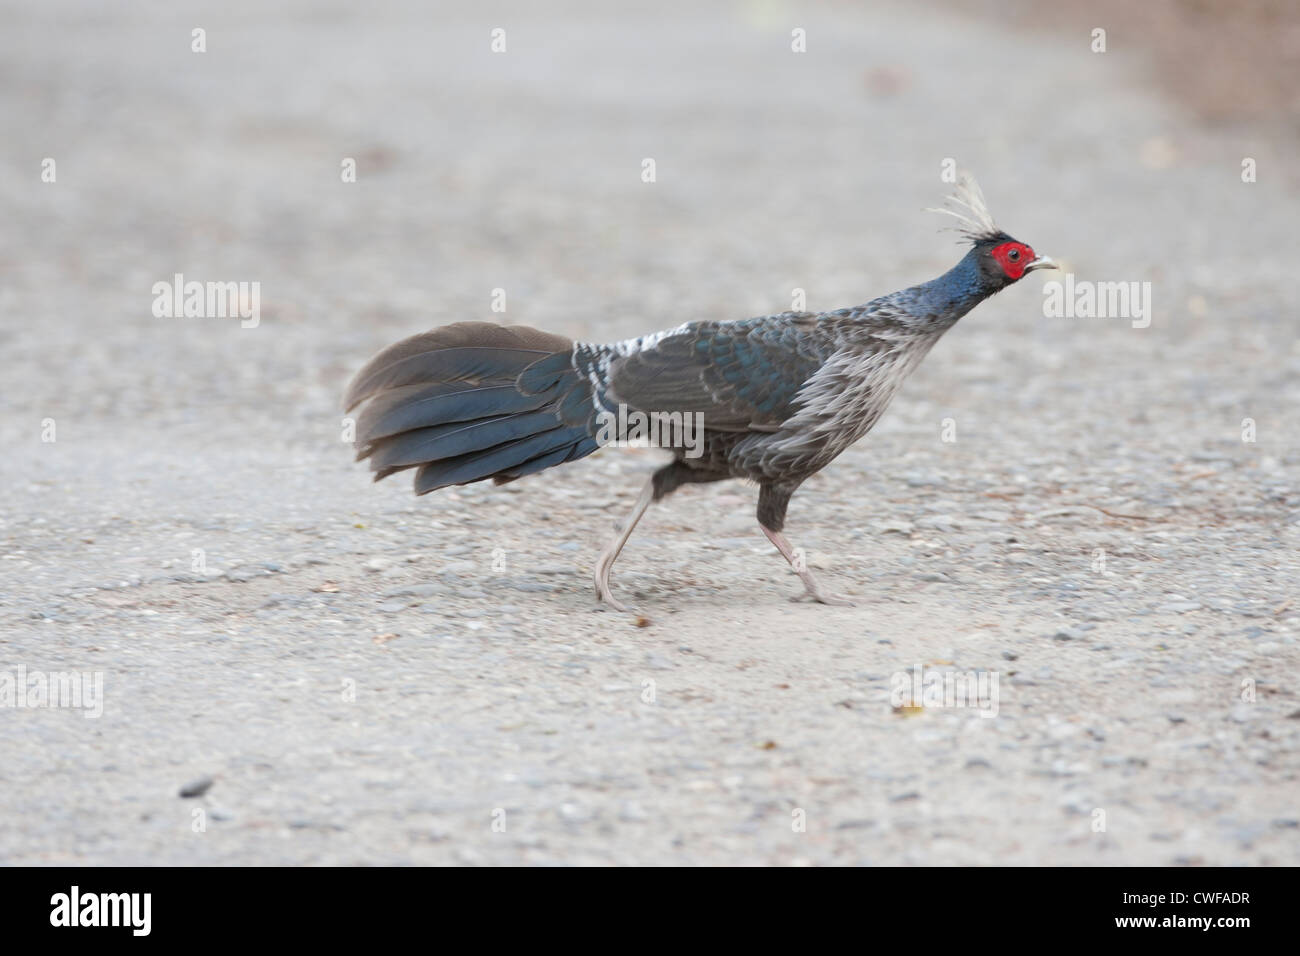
[989,241,1035,280]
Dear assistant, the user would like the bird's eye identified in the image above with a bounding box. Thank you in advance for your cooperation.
[1008,249,1020,261]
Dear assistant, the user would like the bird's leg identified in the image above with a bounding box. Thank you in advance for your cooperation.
[594,462,730,611]
[594,475,656,611]
[756,481,853,607]
[759,524,855,607]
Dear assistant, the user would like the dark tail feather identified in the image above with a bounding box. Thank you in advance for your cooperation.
[345,322,603,493]
[369,411,567,475]
[414,426,593,493]
[355,382,548,451]
[493,436,601,483]
[344,322,573,411]
[516,351,576,396]
[520,352,609,432]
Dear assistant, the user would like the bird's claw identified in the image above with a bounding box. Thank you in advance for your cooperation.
[596,590,630,613]
[790,588,856,607]
[594,569,631,612]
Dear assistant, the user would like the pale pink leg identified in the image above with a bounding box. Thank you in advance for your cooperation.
[594,477,655,612]
[760,524,855,607]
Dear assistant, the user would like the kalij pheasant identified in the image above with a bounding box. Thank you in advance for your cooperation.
[344,175,1055,610]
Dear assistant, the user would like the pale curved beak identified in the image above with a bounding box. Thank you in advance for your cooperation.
[1024,255,1057,273]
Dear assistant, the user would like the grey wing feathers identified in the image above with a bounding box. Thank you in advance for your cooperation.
[605,314,834,432]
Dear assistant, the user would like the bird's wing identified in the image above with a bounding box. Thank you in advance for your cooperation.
[604,314,836,432]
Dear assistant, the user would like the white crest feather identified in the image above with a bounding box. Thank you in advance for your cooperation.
[925,172,1001,242]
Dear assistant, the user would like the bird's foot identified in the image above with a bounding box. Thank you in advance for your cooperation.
[791,561,856,606]
[791,586,856,607]
[595,587,630,613]
[593,563,631,612]
[591,475,656,615]
[760,524,855,607]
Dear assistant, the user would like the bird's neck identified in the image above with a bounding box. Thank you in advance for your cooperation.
[904,247,998,328]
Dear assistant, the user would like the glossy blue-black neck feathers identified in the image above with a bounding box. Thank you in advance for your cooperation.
[904,243,1008,327]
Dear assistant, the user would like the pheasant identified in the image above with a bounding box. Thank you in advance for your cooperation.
[343,175,1055,610]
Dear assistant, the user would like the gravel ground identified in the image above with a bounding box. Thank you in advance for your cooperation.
[1,0,1297,865]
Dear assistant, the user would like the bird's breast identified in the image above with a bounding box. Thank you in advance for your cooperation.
[741,339,938,476]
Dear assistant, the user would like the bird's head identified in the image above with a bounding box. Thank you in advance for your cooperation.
[928,174,1056,291]
[973,232,1056,285]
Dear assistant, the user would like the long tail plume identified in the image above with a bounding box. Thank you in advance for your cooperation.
[343,322,600,494]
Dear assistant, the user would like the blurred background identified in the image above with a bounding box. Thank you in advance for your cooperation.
[1,0,1297,865]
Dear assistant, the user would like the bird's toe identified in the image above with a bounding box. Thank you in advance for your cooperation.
[790,588,855,607]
